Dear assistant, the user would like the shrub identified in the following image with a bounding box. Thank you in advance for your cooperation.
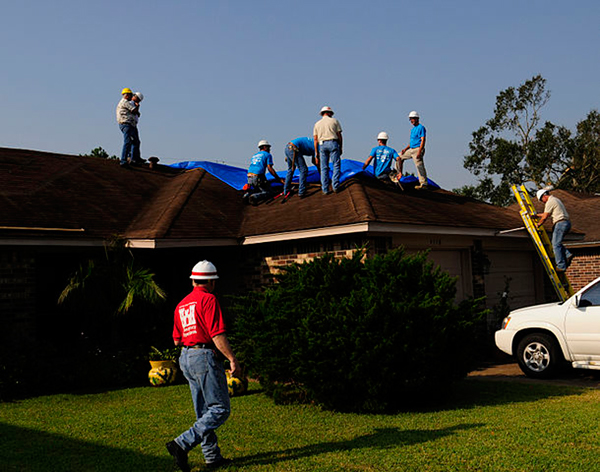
[230,248,486,413]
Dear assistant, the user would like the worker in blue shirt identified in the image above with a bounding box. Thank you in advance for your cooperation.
[398,110,429,189]
[284,137,314,198]
[362,132,400,181]
[245,140,283,201]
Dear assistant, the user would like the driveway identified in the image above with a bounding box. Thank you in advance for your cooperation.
[468,363,600,388]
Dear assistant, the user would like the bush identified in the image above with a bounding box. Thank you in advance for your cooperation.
[230,248,486,413]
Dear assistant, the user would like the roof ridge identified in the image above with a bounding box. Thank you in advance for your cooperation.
[346,178,378,220]
[124,169,205,239]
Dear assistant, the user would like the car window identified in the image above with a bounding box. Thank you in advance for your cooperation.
[580,281,600,307]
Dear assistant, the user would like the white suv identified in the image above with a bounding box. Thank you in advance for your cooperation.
[495,275,600,378]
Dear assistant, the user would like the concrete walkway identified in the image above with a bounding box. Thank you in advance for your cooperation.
[467,363,600,388]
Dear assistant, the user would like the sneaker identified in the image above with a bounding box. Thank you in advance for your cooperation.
[555,267,566,273]
[166,441,190,472]
[415,183,429,190]
[206,457,233,469]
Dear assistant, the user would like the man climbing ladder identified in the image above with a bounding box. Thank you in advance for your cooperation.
[511,184,574,302]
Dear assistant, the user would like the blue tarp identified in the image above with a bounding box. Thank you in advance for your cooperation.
[169,159,439,191]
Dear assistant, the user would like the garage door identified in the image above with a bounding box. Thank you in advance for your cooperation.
[427,250,468,301]
[484,251,537,310]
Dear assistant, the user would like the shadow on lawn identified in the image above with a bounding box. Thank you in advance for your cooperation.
[233,424,482,467]
[0,423,173,472]
[436,377,588,412]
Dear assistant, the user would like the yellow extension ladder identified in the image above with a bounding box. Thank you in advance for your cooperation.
[510,184,574,302]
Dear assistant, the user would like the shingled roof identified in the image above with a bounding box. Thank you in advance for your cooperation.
[240,175,524,241]
[0,147,534,247]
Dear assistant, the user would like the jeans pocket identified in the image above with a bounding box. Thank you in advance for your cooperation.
[185,350,209,378]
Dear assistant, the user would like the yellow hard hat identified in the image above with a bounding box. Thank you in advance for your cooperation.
[121,88,133,95]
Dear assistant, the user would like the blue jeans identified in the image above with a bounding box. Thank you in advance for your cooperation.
[284,144,308,196]
[119,123,141,165]
[319,140,341,193]
[175,347,230,464]
[552,220,572,270]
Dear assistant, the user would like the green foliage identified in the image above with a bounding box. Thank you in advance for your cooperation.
[230,248,486,413]
[561,110,600,193]
[59,237,166,317]
[81,146,118,160]
[460,77,600,203]
[460,75,572,205]
[148,345,181,361]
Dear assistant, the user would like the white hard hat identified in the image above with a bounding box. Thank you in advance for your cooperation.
[320,106,334,115]
[134,92,144,101]
[536,189,549,201]
[377,132,389,141]
[190,260,219,280]
[257,140,271,148]
[408,111,419,119]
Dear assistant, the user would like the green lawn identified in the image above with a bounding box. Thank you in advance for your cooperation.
[2,378,600,471]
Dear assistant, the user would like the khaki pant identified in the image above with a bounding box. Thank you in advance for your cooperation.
[396,147,427,185]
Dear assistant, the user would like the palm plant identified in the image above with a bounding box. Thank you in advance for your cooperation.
[59,237,166,317]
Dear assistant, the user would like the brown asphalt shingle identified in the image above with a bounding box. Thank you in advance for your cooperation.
[240,176,524,237]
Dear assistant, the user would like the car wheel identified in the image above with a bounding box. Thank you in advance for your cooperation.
[516,333,562,379]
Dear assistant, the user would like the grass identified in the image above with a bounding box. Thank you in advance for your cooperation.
[2,378,600,471]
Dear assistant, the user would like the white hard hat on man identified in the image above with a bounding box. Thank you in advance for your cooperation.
[190,260,219,280]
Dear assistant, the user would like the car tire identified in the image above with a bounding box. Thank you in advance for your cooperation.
[516,333,563,379]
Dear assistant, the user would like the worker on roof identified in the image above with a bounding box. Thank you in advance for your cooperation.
[245,140,284,201]
[116,88,143,168]
[397,111,428,189]
[535,188,573,272]
[283,137,314,199]
[313,106,343,194]
[363,132,401,185]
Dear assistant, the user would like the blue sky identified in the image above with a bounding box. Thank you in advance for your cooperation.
[1,0,598,189]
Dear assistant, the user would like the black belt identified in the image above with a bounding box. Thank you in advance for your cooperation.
[185,343,215,350]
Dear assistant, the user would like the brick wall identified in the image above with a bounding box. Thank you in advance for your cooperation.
[241,236,390,291]
[567,248,600,291]
[0,249,37,346]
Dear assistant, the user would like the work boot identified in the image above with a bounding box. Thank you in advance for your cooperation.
[566,254,574,267]
[166,441,190,472]
[415,183,429,190]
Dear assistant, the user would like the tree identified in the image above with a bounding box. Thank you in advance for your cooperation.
[560,110,600,193]
[458,75,572,206]
[81,146,118,160]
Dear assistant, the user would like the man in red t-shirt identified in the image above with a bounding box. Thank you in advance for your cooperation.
[166,261,240,471]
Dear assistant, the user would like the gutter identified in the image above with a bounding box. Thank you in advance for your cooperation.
[242,222,501,245]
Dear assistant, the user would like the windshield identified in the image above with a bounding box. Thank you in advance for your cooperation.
[580,280,600,307]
